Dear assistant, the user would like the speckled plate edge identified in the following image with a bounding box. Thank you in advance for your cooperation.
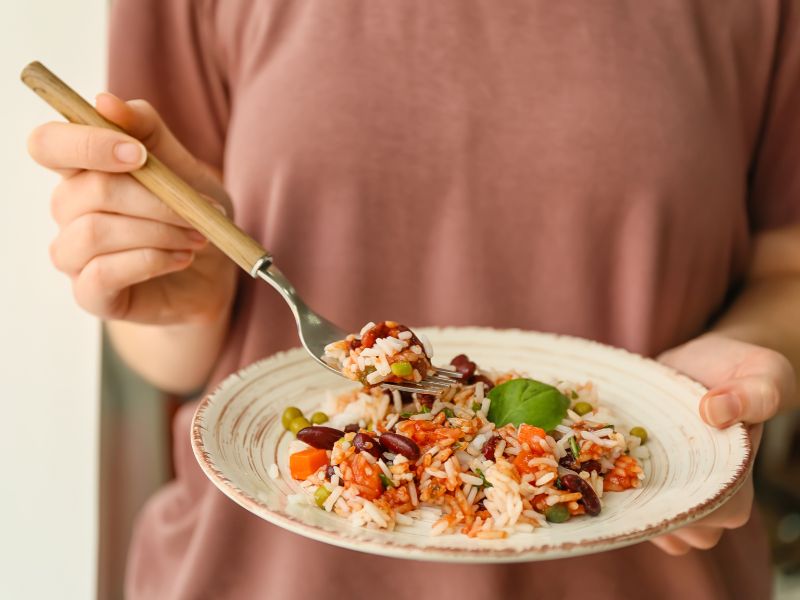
[191,327,752,563]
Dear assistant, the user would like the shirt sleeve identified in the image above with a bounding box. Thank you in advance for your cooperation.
[107,0,229,171]
[748,0,800,231]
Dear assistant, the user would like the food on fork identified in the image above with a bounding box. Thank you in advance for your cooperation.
[324,321,434,387]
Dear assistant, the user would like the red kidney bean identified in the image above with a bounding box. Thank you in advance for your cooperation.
[482,435,501,460]
[296,426,344,450]
[560,473,601,516]
[344,424,360,434]
[353,432,384,459]
[349,337,361,350]
[418,394,435,409]
[558,451,581,472]
[580,460,602,475]
[450,354,476,380]
[379,432,421,461]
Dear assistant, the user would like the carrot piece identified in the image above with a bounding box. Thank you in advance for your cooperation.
[518,424,546,447]
[513,450,536,475]
[289,448,329,480]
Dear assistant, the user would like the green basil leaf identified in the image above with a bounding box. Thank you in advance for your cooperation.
[487,378,569,431]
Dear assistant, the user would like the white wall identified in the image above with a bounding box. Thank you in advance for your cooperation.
[0,2,106,598]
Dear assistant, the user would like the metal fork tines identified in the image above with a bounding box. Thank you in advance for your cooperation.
[381,367,463,394]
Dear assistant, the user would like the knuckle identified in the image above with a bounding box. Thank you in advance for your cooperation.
[72,271,100,316]
[78,130,114,167]
[76,213,102,249]
[139,248,163,279]
[88,170,112,199]
[754,377,781,419]
[48,238,65,271]
[50,181,69,223]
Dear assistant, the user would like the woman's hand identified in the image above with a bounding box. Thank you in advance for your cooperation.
[651,333,796,555]
[27,93,237,326]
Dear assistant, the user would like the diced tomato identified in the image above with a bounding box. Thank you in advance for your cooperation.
[348,453,383,500]
[518,424,547,448]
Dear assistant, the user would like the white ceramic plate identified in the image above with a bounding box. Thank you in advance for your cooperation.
[191,327,751,562]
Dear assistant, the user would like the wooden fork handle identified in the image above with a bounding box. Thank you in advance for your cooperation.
[21,61,270,276]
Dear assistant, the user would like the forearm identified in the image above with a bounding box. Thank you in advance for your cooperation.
[710,226,800,410]
[106,307,232,395]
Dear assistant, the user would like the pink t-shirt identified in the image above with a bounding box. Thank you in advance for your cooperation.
[109,1,800,598]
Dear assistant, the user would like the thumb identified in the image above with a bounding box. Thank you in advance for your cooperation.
[94,93,229,210]
[700,375,780,428]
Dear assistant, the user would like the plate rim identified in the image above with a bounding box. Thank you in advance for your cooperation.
[191,326,753,562]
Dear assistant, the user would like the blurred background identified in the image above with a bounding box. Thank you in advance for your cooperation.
[1,2,798,599]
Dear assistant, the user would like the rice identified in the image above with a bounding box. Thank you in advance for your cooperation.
[460,473,484,486]
[268,464,280,480]
[286,351,648,539]
[323,486,344,511]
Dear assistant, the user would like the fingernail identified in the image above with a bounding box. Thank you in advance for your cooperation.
[187,230,207,244]
[114,142,145,165]
[704,394,742,428]
[171,250,193,262]
[210,201,227,216]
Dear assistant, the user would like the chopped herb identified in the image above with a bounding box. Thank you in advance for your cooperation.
[570,390,579,399]
[420,404,431,414]
[570,436,581,459]
[400,412,412,419]
[472,401,482,412]
[475,468,493,489]
[379,473,394,488]
[443,408,455,419]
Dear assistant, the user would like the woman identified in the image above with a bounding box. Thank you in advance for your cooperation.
[28,1,799,598]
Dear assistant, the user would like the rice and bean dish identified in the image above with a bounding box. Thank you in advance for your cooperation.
[322,321,434,386]
[279,333,650,539]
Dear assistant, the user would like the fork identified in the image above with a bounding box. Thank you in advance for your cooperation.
[22,61,461,395]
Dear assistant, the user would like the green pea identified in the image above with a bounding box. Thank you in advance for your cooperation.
[314,486,331,507]
[545,504,570,523]
[282,406,303,430]
[289,416,311,435]
[630,426,648,444]
[391,361,413,377]
[310,411,329,425]
[573,401,593,416]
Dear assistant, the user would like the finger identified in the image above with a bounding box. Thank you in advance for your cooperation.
[72,249,195,319]
[701,374,781,427]
[650,534,692,556]
[51,213,207,276]
[669,526,725,550]
[95,93,228,206]
[28,121,146,174]
[51,170,190,228]
[689,477,753,530]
